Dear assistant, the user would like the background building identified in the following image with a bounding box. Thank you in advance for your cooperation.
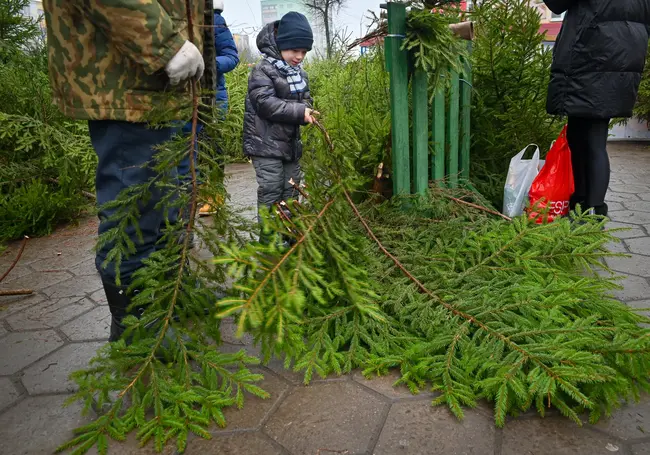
[233,32,258,63]
[528,0,564,47]
[23,0,42,19]
[260,0,327,58]
[22,0,44,29]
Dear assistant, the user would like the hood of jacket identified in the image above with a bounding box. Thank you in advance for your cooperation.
[256,21,282,60]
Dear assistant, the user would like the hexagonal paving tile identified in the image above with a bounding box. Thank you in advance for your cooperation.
[0,293,45,319]
[89,288,107,305]
[60,306,111,341]
[606,192,641,203]
[220,317,255,346]
[0,330,64,375]
[219,368,290,430]
[0,241,55,267]
[595,398,650,441]
[606,222,647,240]
[7,296,94,330]
[623,201,650,213]
[606,254,650,278]
[605,201,625,212]
[610,274,650,302]
[609,211,650,225]
[637,192,650,201]
[625,237,650,256]
[263,357,308,385]
[0,395,90,455]
[67,259,98,277]
[22,342,104,394]
[87,432,175,455]
[502,417,624,455]
[42,276,103,299]
[374,401,495,454]
[1,271,72,293]
[627,300,650,318]
[184,431,284,455]
[264,381,387,455]
[85,433,176,455]
[609,184,650,194]
[353,369,432,400]
[0,265,34,285]
[632,442,650,455]
[30,252,91,272]
[606,240,627,254]
[0,377,21,412]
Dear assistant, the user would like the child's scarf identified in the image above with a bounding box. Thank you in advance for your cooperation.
[265,55,307,94]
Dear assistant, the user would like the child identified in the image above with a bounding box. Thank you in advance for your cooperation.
[243,12,318,238]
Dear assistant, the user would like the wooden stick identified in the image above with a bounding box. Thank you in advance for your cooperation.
[0,236,28,284]
[0,289,34,297]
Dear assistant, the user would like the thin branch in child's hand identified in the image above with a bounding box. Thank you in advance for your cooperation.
[289,177,310,200]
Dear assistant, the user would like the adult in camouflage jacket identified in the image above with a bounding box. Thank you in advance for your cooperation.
[43,0,216,343]
[43,0,209,122]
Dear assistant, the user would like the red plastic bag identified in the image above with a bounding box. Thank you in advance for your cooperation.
[528,125,574,223]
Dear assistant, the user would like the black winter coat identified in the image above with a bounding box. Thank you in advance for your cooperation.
[243,22,312,161]
[545,0,650,119]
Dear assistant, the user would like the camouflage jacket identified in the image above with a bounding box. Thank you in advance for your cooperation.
[43,0,214,122]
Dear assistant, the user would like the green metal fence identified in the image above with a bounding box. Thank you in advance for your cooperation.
[382,2,472,196]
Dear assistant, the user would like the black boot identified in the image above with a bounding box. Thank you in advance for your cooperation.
[101,277,147,343]
[569,195,586,214]
[593,203,608,217]
[102,277,202,354]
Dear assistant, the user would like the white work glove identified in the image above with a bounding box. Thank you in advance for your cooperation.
[165,40,205,85]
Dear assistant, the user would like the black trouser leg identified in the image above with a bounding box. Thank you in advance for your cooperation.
[566,117,611,216]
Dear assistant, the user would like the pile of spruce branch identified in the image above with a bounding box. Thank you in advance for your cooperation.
[218,122,650,428]
[59,117,650,455]
[58,6,649,455]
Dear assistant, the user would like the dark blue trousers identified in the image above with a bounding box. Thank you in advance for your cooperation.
[89,120,178,283]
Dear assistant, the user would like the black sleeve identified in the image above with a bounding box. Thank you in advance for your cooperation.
[248,65,306,124]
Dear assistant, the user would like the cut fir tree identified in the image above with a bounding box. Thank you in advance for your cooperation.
[58,5,650,455]
[217,121,650,428]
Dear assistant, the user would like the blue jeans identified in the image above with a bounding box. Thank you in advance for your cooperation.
[89,120,178,283]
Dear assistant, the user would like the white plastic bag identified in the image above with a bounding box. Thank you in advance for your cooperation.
[503,144,541,217]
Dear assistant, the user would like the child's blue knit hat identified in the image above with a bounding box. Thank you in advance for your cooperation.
[276,12,313,51]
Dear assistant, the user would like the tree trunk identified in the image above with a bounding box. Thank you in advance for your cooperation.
[324,3,331,59]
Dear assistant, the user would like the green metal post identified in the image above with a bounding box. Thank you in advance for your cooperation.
[412,66,429,196]
[432,86,446,183]
[446,69,460,188]
[460,45,472,182]
[384,2,410,196]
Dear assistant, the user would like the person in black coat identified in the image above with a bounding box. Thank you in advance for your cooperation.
[544,0,650,216]
[243,12,318,231]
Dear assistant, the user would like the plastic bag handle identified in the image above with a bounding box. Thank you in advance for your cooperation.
[516,144,539,160]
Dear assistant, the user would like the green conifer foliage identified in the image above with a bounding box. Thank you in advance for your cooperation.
[59,4,650,454]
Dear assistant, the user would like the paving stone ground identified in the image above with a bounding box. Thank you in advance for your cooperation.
[1,146,650,455]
